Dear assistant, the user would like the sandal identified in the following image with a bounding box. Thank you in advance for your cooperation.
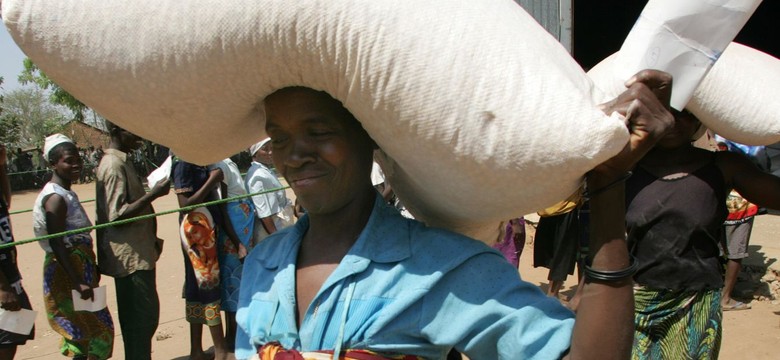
[722,301,751,311]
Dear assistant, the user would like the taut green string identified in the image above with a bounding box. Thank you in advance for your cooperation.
[0,186,290,250]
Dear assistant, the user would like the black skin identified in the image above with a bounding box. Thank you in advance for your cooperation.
[105,124,171,220]
[43,145,95,301]
[262,69,674,359]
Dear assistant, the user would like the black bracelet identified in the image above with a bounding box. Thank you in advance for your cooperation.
[584,255,639,282]
[582,171,632,202]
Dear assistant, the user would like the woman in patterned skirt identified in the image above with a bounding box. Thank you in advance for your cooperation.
[32,134,114,359]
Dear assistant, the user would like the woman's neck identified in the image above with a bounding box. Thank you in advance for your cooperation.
[302,187,376,259]
[51,173,72,190]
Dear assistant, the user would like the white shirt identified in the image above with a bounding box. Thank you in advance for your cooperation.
[210,158,248,198]
[244,161,288,218]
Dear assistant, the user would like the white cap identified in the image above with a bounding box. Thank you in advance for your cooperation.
[249,138,272,156]
[43,133,75,162]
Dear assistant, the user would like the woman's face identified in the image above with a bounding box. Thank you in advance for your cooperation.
[264,87,375,215]
[52,148,83,182]
[656,109,702,149]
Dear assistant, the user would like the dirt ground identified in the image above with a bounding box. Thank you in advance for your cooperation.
[6,183,780,359]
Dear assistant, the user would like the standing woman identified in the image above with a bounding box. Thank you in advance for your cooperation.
[627,110,780,359]
[209,157,251,352]
[32,134,114,359]
[0,144,35,359]
[171,157,228,360]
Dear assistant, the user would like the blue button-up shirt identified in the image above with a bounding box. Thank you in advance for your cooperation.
[236,196,574,359]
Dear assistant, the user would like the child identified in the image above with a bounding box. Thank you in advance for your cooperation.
[32,134,114,359]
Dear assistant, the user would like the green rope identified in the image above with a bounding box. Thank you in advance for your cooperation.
[9,198,96,215]
[6,168,50,176]
[0,186,290,250]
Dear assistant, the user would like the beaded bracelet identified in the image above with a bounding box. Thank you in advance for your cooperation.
[584,255,639,283]
[582,171,633,202]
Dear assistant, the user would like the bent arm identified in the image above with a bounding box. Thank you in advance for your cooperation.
[177,168,224,208]
[720,151,780,210]
[44,195,90,290]
[566,178,633,360]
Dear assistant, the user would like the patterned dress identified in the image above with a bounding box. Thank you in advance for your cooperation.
[173,160,223,326]
[32,182,114,359]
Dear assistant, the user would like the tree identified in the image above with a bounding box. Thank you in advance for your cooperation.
[18,58,88,121]
[0,77,22,146]
[1,87,68,148]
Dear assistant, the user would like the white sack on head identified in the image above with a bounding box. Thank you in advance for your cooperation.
[3,0,629,242]
[588,43,780,146]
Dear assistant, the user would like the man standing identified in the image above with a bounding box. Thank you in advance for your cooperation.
[95,123,170,359]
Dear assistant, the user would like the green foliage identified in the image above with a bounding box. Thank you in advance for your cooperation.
[1,87,68,148]
[18,58,87,121]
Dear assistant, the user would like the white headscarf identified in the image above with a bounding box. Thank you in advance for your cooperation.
[43,133,75,162]
[249,138,272,156]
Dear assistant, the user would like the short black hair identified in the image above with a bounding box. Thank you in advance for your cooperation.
[48,142,78,164]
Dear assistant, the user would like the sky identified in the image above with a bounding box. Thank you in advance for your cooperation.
[0,24,27,93]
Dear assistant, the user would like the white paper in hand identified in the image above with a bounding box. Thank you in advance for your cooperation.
[0,308,36,335]
[71,286,107,312]
[615,0,761,109]
[146,156,173,189]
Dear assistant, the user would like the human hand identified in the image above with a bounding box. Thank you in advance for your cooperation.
[237,243,248,260]
[594,70,675,179]
[76,283,95,301]
[150,178,171,198]
[0,288,21,311]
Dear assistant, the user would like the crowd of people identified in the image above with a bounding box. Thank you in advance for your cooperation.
[0,72,778,360]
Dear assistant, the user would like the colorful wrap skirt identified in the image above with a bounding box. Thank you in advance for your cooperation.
[219,199,254,312]
[632,286,722,360]
[43,242,114,359]
[180,208,222,325]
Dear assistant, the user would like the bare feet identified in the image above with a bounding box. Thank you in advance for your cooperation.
[190,350,215,360]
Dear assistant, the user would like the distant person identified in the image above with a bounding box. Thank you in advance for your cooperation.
[244,139,294,246]
[0,144,35,359]
[95,123,170,359]
[533,192,582,304]
[627,110,780,358]
[209,157,251,353]
[32,134,114,359]
[172,157,228,360]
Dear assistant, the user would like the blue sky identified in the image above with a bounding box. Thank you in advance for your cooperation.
[1,24,27,93]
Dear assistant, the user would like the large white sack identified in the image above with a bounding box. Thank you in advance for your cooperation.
[3,0,629,242]
[588,43,780,146]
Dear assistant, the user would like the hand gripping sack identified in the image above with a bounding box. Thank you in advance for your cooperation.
[588,43,780,146]
[3,0,628,242]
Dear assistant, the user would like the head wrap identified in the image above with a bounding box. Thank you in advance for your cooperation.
[43,133,75,162]
[249,138,272,156]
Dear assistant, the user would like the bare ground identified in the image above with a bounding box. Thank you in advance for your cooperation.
[7,183,779,359]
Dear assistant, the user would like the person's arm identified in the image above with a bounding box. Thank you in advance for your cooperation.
[102,166,171,222]
[0,145,11,209]
[217,182,248,259]
[176,168,224,208]
[566,70,674,359]
[260,216,278,234]
[43,194,94,301]
[0,270,20,311]
[380,181,394,203]
[719,151,780,210]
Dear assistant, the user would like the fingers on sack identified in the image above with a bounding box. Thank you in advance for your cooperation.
[625,69,673,106]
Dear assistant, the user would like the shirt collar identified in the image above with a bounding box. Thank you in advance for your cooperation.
[257,193,412,270]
